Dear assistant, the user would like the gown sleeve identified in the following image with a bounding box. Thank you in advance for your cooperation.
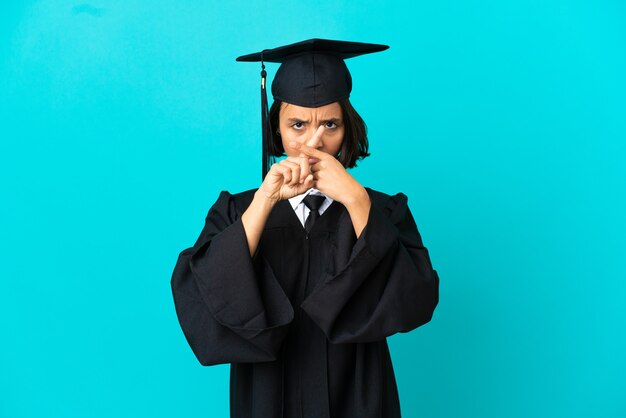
[300,192,439,344]
[170,191,294,365]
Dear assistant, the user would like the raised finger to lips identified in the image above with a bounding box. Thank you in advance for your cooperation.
[290,141,326,163]
[308,157,320,165]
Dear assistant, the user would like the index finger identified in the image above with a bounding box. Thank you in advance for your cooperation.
[299,153,310,183]
[295,125,325,182]
[290,141,329,160]
[305,125,325,148]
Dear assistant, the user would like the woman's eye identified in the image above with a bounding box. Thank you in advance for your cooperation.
[325,121,337,129]
[292,122,304,129]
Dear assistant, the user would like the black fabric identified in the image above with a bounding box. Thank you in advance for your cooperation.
[171,187,440,418]
[303,194,326,234]
[236,39,389,108]
[271,53,351,107]
[236,39,390,63]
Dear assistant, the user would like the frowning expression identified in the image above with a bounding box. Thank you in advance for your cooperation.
[279,101,345,163]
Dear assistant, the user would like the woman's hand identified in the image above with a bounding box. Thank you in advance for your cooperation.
[258,126,330,202]
[290,140,372,237]
[258,156,314,203]
[244,151,314,257]
[289,141,365,206]
[244,127,327,255]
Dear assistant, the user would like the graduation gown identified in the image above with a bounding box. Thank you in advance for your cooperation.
[171,187,439,418]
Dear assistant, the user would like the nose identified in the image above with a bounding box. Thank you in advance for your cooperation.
[306,125,325,149]
[316,124,327,146]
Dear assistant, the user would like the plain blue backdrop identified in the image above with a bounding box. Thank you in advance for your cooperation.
[1,1,625,417]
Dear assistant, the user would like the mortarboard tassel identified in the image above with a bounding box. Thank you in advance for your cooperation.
[260,51,270,180]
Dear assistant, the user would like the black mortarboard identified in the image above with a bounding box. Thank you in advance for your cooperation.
[236,38,389,179]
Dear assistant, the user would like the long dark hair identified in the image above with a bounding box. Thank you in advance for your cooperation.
[268,98,370,168]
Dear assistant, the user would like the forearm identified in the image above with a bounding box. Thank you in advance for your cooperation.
[241,190,276,257]
[343,186,371,238]
[301,192,439,343]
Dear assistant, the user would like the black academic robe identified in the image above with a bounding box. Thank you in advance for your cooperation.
[171,187,439,418]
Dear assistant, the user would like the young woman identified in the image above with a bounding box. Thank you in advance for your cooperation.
[171,39,440,418]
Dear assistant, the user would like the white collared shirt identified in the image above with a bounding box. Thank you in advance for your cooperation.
[287,188,334,227]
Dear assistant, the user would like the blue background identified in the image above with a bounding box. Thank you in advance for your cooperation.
[1,1,625,417]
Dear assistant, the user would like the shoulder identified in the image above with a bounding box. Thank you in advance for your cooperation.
[210,188,258,218]
[364,186,408,208]
[364,186,410,223]
[226,188,258,206]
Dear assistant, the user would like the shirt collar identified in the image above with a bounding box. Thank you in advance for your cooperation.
[288,188,333,210]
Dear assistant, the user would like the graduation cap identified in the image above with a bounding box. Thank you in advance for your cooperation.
[236,38,389,179]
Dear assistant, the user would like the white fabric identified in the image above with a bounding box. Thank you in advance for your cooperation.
[287,188,333,227]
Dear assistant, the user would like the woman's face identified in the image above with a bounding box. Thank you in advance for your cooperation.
[279,101,345,163]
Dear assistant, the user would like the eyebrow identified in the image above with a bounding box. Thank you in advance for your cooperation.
[287,117,308,123]
[320,117,342,123]
[286,117,342,123]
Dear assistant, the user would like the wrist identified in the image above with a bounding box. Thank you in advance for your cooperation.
[253,189,279,210]
[343,186,371,239]
[343,186,370,211]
